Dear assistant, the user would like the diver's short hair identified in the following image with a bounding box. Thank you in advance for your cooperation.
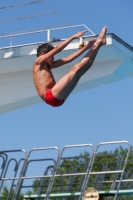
[37,43,54,57]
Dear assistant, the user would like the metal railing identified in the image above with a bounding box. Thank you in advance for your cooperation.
[0,24,95,47]
[0,140,132,200]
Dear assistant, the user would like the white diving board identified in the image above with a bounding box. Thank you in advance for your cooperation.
[0,33,133,114]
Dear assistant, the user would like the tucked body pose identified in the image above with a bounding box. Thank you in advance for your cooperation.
[32,26,107,107]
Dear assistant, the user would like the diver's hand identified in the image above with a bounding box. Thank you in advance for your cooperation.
[72,30,88,39]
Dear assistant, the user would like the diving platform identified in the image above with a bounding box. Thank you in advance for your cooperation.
[0,29,133,113]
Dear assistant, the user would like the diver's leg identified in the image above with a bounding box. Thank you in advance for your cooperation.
[64,53,98,100]
[52,26,107,100]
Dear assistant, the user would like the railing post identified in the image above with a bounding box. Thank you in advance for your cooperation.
[10,37,12,46]
[12,154,28,200]
[47,29,50,42]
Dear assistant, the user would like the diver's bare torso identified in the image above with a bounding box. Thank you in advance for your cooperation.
[32,62,56,101]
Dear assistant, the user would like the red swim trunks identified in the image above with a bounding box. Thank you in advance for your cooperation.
[45,90,64,107]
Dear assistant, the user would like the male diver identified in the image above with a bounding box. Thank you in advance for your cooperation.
[32,26,107,107]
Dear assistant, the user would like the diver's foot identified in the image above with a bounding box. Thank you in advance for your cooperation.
[96,26,107,46]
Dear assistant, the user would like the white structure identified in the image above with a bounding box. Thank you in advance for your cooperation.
[0,33,133,114]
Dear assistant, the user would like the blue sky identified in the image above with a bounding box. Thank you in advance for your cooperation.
[0,0,133,154]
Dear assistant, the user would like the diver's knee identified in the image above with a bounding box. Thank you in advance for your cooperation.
[71,63,81,74]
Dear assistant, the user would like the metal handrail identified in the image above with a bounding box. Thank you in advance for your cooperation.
[0,24,95,47]
[0,141,132,200]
